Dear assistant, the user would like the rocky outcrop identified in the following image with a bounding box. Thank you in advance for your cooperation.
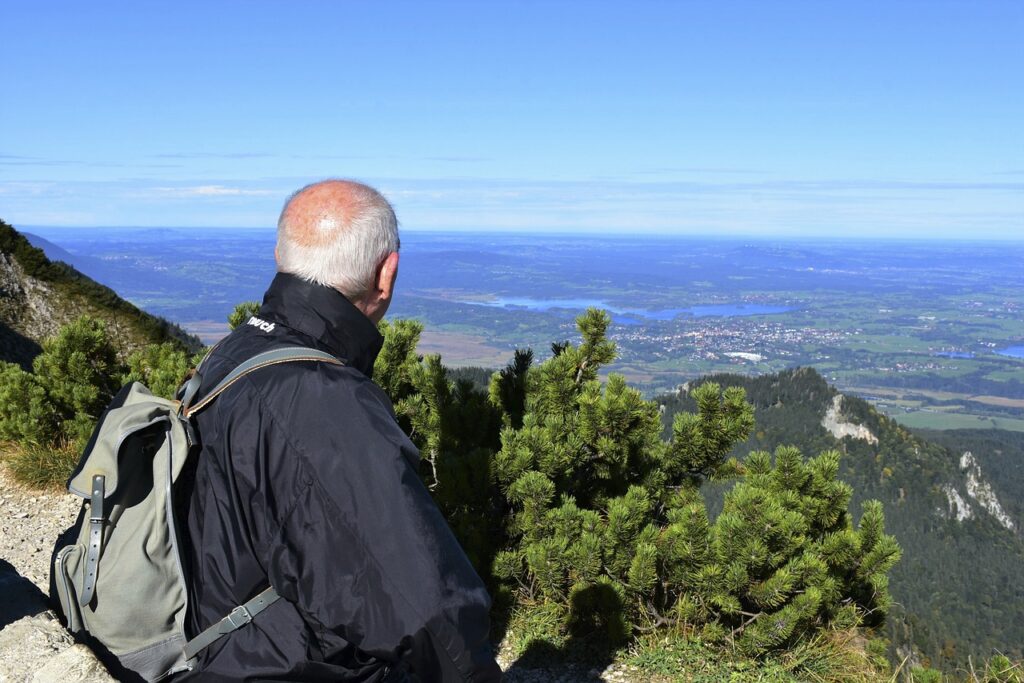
[0,467,113,682]
[0,563,114,683]
[942,484,973,522]
[936,453,1016,532]
[0,252,68,357]
[961,451,1015,532]
[821,395,878,444]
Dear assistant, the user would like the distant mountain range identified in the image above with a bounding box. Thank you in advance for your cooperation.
[0,220,200,368]
[659,369,1024,669]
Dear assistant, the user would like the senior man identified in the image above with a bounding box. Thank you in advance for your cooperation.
[176,180,501,682]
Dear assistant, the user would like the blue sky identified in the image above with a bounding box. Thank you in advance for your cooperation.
[1,1,1022,238]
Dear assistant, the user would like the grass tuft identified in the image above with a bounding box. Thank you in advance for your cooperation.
[774,630,884,682]
[625,627,891,682]
[503,600,570,659]
[3,439,79,490]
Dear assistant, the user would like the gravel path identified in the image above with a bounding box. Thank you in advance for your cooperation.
[0,465,113,682]
[0,467,80,592]
[498,650,646,682]
[0,466,649,682]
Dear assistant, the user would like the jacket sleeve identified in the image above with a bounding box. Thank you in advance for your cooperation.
[254,370,502,682]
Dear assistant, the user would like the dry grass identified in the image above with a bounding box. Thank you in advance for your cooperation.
[2,439,79,491]
[417,329,510,367]
[624,626,892,682]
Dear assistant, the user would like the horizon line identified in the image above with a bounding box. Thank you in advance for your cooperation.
[19,224,1024,244]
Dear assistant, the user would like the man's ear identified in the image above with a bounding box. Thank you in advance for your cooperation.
[377,251,400,301]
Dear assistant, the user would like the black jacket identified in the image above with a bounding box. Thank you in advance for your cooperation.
[175,273,501,682]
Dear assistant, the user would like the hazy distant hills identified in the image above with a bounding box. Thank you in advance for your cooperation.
[659,368,1024,668]
[21,229,193,306]
[0,220,201,368]
[22,232,101,274]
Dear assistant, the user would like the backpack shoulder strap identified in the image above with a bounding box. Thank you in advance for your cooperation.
[181,347,344,418]
[182,586,280,663]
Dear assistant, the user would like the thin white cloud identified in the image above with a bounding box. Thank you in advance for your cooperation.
[152,152,275,159]
[154,185,277,197]
[0,181,56,195]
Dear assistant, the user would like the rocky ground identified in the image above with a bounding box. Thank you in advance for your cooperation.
[0,467,114,682]
[0,465,647,682]
[0,468,80,594]
[499,651,645,683]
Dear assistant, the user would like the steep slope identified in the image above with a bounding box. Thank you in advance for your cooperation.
[659,368,1024,670]
[0,220,200,368]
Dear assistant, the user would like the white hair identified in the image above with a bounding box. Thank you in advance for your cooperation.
[275,180,399,300]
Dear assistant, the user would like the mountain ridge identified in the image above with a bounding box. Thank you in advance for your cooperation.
[0,220,200,369]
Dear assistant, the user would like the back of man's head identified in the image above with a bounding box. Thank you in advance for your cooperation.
[275,179,399,301]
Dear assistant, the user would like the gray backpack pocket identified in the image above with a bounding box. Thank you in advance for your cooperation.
[53,544,84,633]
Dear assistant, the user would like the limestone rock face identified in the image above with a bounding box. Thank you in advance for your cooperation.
[821,395,878,444]
[0,252,65,347]
[0,613,113,683]
[960,451,1016,532]
[32,643,115,683]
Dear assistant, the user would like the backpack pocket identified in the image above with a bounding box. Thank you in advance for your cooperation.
[53,544,84,633]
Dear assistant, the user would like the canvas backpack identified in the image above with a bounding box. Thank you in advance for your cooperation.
[51,345,343,681]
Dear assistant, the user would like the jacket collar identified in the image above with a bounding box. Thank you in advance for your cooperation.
[258,272,384,378]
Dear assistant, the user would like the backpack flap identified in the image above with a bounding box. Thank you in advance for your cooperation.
[68,383,188,500]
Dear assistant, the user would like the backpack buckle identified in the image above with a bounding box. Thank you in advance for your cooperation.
[225,604,253,630]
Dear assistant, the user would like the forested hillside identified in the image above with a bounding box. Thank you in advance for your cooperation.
[0,220,199,368]
[658,368,1024,669]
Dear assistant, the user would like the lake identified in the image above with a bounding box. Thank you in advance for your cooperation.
[998,346,1024,359]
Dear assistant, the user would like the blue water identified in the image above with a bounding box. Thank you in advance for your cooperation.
[935,351,975,359]
[479,297,607,311]
[998,346,1024,359]
[468,297,792,321]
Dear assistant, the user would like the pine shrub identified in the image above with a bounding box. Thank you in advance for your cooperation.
[0,315,122,450]
[122,341,196,400]
[375,308,901,656]
[1,314,202,487]
[227,301,261,330]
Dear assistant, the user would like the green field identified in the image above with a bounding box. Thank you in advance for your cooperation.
[885,410,1024,432]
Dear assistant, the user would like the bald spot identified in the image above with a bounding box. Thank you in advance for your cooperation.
[279,180,376,247]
